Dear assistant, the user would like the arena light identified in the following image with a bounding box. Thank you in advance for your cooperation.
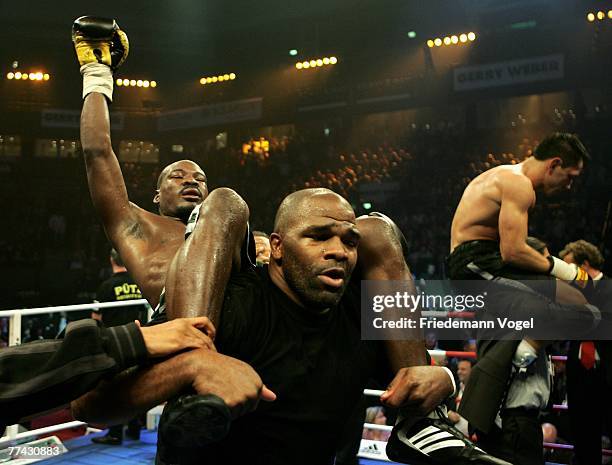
[199,72,236,85]
[429,31,475,48]
[6,70,49,81]
[587,10,611,21]
[116,78,157,88]
[295,56,338,70]
[289,49,298,56]
[407,30,416,39]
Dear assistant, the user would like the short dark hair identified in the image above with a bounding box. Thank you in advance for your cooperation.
[526,236,548,255]
[533,133,590,166]
[110,248,124,267]
[559,240,604,269]
[253,230,269,239]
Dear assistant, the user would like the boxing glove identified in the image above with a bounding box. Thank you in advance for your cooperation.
[72,16,129,71]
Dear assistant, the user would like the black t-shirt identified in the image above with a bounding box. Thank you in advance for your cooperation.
[154,266,389,465]
[95,271,146,327]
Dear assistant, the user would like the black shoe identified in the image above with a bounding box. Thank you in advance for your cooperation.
[126,429,141,441]
[158,393,232,448]
[386,407,514,465]
[92,434,122,446]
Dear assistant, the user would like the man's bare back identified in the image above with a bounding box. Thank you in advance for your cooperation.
[450,164,535,252]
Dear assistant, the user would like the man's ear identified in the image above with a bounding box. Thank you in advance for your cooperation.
[153,190,160,204]
[270,233,283,261]
[548,157,562,172]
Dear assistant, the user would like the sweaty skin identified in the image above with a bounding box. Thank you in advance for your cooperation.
[81,93,244,311]
[451,160,582,273]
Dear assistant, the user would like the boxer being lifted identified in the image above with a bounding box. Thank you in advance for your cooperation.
[73,16,512,465]
[447,133,594,465]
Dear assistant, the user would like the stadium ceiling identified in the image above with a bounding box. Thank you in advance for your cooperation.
[0,0,573,91]
[0,1,473,75]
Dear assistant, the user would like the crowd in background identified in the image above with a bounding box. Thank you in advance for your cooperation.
[0,107,610,461]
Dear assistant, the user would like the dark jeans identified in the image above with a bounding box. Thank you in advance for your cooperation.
[478,408,543,465]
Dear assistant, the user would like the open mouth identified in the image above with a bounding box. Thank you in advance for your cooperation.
[180,188,202,200]
[318,267,346,289]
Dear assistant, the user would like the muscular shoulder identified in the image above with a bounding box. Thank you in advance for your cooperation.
[496,168,534,206]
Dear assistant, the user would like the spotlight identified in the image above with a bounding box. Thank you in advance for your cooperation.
[130,79,136,86]
[323,57,330,64]
[223,74,230,80]
[597,11,605,20]
[15,72,22,79]
[467,32,476,41]
[116,79,123,86]
[303,61,310,68]
[206,77,213,83]
[443,36,451,45]
[151,81,157,87]
[316,59,323,66]
[7,72,14,79]
[28,73,36,80]
[200,77,206,84]
[35,72,43,80]
[587,12,595,22]
[289,49,298,56]
[309,60,316,67]
[22,73,28,80]
[229,73,236,80]
[434,38,442,47]
[212,76,218,82]
[329,56,338,64]
[459,33,467,43]
[43,73,50,81]
[609,10,612,19]
[296,62,303,69]
[136,79,143,87]
[427,39,434,48]
[143,80,150,87]
[451,35,459,44]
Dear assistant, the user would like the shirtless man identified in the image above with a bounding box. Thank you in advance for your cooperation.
[447,133,594,465]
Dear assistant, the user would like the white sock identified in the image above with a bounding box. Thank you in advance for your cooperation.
[81,63,113,102]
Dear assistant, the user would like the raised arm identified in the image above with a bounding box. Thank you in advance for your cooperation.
[74,17,138,240]
[81,93,135,236]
